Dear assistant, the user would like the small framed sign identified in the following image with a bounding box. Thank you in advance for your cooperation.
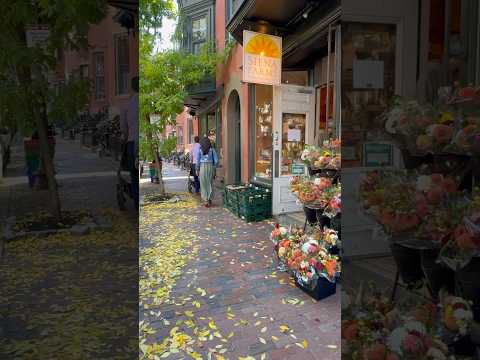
[363,143,393,167]
[291,164,305,175]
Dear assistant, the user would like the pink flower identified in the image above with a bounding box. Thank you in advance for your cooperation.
[431,124,453,144]
[426,187,444,204]
[308,244,318,254]
[441,178,457,193]
[402,333,424,354]
[363,343,387,360]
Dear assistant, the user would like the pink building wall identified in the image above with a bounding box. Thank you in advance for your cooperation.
[212,1,247,181]
[62,6,139,118]
[175,107,199,153]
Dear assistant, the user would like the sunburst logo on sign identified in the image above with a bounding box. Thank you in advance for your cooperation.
[243,30,282,85]
[245,34,281,59]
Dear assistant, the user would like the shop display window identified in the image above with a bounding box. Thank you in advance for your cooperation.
[254,85,273,180]
[341,22,396,168]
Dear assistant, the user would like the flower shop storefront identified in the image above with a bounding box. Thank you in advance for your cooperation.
[226,0,342,216]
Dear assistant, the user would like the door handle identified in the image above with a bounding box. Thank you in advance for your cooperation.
[274,150,279,178]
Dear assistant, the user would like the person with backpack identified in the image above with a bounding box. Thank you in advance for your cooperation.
[196,137,218,207]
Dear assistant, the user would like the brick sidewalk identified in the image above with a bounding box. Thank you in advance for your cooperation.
[1,135,136,221]
[139,177,340,359]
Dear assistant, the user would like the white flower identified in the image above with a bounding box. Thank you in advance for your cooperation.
[301,242,310,254]
[454,308,473,322]
[426,347,447,360]
[387,327,407,355]
[404,320,426,334]
[314,178,321,185]
[416,175,432,192]
[279,227,288,236]
[301,149,310,161]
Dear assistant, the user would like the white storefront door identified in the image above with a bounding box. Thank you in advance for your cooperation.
[272,84,315,215]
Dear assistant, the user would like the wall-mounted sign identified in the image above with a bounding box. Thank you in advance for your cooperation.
[287,129,301,142]
[243,30,282,86]
[363,143,393,167]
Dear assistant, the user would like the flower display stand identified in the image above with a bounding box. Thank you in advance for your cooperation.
[294,273,336,301]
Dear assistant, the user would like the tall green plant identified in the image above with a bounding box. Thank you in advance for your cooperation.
[139,0,220,194]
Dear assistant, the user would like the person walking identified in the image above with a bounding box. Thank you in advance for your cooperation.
[121,76,139,210]
[196,137,218,207]
[190,136,201,194]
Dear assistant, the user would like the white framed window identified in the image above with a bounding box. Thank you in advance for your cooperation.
[94,52,105,100]
[115,34,129,95]
[192,16,207,55]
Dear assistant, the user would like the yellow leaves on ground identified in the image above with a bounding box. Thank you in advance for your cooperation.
[0,209,137,358]
[139,196,199,310]
[140,195,206,360]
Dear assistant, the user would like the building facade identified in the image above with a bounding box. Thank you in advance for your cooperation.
[59,4,139,122]
[178,0,342,215]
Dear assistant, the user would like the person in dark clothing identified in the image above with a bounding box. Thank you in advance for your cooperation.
[190,136,201,194]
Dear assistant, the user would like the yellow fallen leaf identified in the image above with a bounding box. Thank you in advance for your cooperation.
[302,339,309,349]
[209,320,217,330]
[279,324,289,333]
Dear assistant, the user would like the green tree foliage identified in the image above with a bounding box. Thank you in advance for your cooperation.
[140,0,222,193]
[159,136,177,158]
[0,0,107,218]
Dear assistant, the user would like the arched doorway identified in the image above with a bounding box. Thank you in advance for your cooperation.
[226,90,241,184]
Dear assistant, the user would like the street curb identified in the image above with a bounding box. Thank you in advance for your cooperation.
[1,214,113,246]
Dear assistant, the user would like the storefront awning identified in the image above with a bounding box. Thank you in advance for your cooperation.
[227,0,340,68]
[186,85,224,116]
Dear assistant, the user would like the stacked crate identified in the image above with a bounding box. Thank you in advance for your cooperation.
[223,184,272,222]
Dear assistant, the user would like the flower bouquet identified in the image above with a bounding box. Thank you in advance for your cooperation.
[439,291,474,338]
[300,139,341,171]
[290,176,334,207]
[292,244,340,300]
[271,223,341,300]
[437,190,480,270]
[341,284,474,360]
[271,224,304,272]
[384,86,480,157]
[358,170,419,236]
[414,174,469,246]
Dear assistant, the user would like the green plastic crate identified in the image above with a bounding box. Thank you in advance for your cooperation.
[223,184,272,222]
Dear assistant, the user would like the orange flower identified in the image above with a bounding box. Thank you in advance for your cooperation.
[325,259,337,278]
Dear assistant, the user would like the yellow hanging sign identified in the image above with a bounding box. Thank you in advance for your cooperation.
[243,30,282,85]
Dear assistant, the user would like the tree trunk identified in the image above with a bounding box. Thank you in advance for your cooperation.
[36,98,61,220]
[17,25,61,220]
[146,116,165,195]
[153,150,165,195]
